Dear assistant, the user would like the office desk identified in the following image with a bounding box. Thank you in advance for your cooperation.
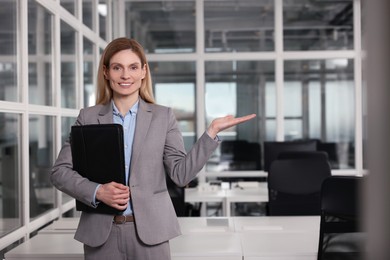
[185,183,268,216]
[178,217,234,234]
[237,216,319,260]
[233,216,320,233]
[4,233,83,260]
[171,233,242,260]
[241,232,319,260]
[4,232,242,260]
[5,216,320,260]
[225,185,268,216]
[39,218,79,234]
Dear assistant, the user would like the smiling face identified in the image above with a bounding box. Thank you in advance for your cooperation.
[104,49,146,103]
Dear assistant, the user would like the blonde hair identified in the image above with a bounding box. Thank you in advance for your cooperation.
[96,38,155,105]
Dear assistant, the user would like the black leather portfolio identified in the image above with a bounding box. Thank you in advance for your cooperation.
[70,124,126,215]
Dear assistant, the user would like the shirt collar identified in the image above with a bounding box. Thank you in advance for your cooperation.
[112,99,139,117]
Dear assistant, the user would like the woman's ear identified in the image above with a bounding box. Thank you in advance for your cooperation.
[141,64,147,79]
[103,65,109,80]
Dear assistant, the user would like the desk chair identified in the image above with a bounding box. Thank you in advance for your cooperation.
[267,157,331,216]
[263,140,317,172]
[277,151,329,161]
[317,176,365,260]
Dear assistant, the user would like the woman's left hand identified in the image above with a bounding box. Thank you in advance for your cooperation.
[207,114,256,139]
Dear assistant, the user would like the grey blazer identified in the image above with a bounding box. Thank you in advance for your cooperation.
[51,99,219,247]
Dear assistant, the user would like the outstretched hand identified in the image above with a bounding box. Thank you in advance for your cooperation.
[207,114,256,139]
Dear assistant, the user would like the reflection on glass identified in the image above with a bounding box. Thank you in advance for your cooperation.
[83,37,95,107]
[205,0,274,52]
[125,1,196,53]
[0,113,21,236]
[29,115,55,219]
[150,61,196,151]
[61,21,77,108]
[0,1,18,102]
[99,0,108,40]
[283,0,354,51]
[60,0,75,15]
[284,59,355,169]
[82,0,93,29]
[61,116,76,203]
[28,1,53,106]
[205,60,275,171]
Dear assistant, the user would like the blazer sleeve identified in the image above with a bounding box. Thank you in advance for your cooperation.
[50,109,100,208]
[163,108,219,187]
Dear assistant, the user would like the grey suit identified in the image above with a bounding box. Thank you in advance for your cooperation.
[51,99,219,247]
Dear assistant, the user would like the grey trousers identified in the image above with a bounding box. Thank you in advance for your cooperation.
[83,222,171,260]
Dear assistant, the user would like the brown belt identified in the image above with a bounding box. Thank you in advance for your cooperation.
[113,215,134,224]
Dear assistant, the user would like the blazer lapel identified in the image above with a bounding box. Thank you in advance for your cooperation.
[97,103,113,124]
[130,99,152,175]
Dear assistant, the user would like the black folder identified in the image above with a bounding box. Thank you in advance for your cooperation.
[70,124,126,214]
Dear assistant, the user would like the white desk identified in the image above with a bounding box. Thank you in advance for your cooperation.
[4,233,83,260]
[241,232,319,260]
[5,231,242,260]
[185,183,268,216]
[39,218,79,234]
[225,184,268,216]
[233,216,320,233]
[5,216,320,260]
[178,217,234,234]
[171,233,242,260]
[236,216,319,260]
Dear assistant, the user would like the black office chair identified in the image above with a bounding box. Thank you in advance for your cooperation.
[263,140,317,172]
[267,157,331,215]
[277,151,329,161]
[317,176,365,260]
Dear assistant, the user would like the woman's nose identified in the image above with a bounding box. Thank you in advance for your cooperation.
[121,70,131,79]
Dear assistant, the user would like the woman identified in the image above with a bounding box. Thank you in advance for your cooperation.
[51,37,256,260]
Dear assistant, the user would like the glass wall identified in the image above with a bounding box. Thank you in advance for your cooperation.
[126,1,196,53]
[0,0,111,254]
[0,113,21,235]
[151,61,197,151]
[205,60,274,171]
[204,0,275,52]
[29,115,55,219]
[0,0,363,253]
[283,1,354,50]
[125,0,360,173]
[0,1,18,102]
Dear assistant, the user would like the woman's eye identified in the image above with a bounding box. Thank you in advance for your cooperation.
[112,66,122,71]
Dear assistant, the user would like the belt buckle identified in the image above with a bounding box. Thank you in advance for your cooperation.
[116,215,126,224]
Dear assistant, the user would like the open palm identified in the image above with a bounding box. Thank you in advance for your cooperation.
[207,114,256,138]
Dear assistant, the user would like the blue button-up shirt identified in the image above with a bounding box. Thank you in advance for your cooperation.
[112,100,138,215]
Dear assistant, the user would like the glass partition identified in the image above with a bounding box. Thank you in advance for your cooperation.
[60,0,76,15]
[83,37,95,108]
[205,0,274,52]
[0,1,18,102]
[29,115,55,219]
[205,60,275,171]
[61,116,77,203]
[125,1,196,53]
[283,0,354,51]
[0,113,21,236]
[61,21,77,109]
[82,0,94,30]
[150,61,196,151]
[284,59,355,169]
[98,0,108,40]
[28,1,54,106]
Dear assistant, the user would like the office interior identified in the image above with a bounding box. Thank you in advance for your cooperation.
[0,0,389,259]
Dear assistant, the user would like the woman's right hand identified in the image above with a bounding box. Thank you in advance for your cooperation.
[96,181,130,210]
